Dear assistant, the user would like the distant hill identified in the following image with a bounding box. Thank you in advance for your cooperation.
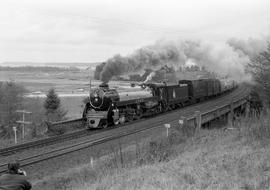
[1,62,102,69]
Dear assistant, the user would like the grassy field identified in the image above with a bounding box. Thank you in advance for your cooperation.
[28,112,270,190]
[0,70,145,119]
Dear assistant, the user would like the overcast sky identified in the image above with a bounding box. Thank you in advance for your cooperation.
[0,0,270,63]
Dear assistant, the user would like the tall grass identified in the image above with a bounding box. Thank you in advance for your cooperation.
[238,110,270,144]
[33,111,270,190]
[33,127,190,190]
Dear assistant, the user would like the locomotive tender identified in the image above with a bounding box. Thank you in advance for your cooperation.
[83,79,236,129]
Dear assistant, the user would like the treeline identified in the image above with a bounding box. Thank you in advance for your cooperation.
[0,66,80,72]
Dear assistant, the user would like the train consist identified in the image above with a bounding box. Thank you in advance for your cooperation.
[83,79,236,129]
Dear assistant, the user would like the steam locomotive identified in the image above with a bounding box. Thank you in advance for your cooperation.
[82,79,236,129]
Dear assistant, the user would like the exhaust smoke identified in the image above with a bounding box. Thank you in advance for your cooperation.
[95,35,270,83]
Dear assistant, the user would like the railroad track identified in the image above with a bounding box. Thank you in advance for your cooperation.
[0,86,245,157]
[0,85,249,173]
[0,128,89,156]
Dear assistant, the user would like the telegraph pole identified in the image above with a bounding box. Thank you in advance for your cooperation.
[89,79,92,102]
[87,66,92,103]
[16,110,32,139]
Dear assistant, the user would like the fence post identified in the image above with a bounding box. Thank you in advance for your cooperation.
[164,124,171,137]
[245,100,250,118]
[13,126,17,144]
[118,140,124,168]
[179,116,187,128]
[195,111,201,128]
[215,106,220,119]
[90,157,94,169]
[228,100,234,127]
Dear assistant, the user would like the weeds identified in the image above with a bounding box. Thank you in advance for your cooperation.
[239,111,270,144]
[34,111,270,190]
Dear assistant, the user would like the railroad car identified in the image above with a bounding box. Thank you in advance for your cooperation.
[179,79,222,102]
[83,78,236,129]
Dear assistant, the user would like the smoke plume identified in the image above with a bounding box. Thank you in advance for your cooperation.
[99,42,182,83]
[96,36,270,83]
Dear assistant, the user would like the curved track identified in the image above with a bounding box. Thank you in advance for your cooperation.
[0,87,239,156]
[0,85,249,173]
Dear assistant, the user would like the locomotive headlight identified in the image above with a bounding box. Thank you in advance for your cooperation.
[95,98,98,102]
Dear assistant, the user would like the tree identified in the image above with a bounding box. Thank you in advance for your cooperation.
[248,42,270,106]
[0,81,26,137]
[44,88,67,122]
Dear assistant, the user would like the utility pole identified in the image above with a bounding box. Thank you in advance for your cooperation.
[88,66,92,103]
[16,110,32,139]
[89,79,92,102]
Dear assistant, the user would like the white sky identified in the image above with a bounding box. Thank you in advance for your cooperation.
[0,0,270,63]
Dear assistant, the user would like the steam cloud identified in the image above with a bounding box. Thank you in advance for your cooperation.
[143,71,156,83]
[96,36,270,83]
[227,37,268,58]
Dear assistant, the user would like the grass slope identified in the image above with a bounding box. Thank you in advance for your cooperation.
[33,114,270,190]
[80,133,270,189]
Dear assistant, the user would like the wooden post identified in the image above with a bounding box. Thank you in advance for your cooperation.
[228,100,234,127]
[164,124,171,137]
[179,116,187,128]
[13,126,17,144]
[195,111,201,128]
[89,79,92,103]
[215,106,220,119]
[179,116,189,137]
[245,101,250,118]
[90,157,94,169]
[16,110,32,139]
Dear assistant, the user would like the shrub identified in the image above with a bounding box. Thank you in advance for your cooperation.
[240,111,270,144]
[44,88,67,122]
